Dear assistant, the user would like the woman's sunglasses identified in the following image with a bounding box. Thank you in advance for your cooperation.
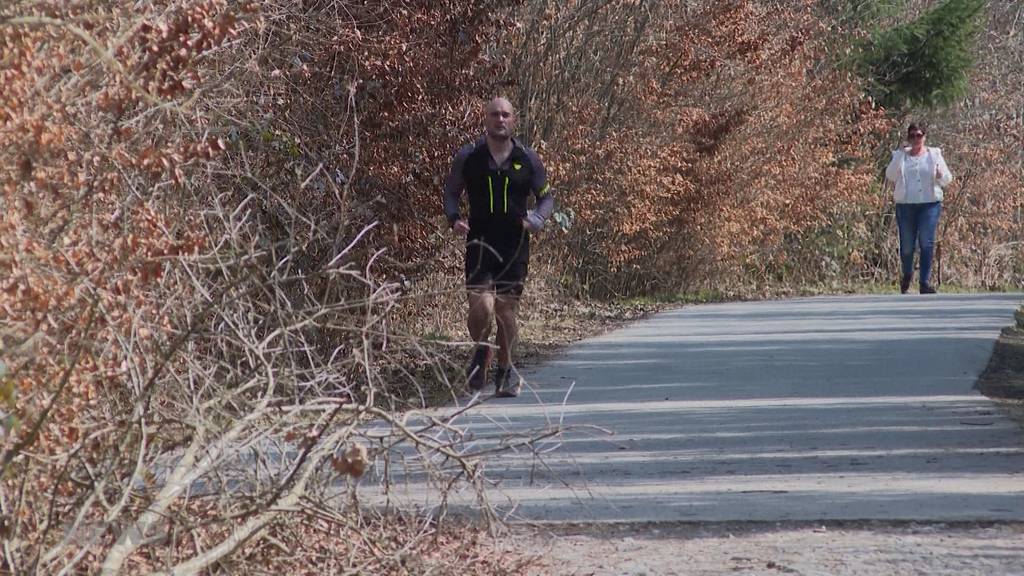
[908,132,925,139]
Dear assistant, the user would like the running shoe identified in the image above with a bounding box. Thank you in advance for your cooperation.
[467,345,492,391]
[493,365,522,398]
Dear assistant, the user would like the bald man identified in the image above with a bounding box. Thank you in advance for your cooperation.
[443,97,555,397]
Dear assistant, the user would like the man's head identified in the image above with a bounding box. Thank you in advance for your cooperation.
[483,97,515,141]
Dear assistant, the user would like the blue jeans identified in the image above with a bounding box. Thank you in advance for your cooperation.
[895,202,942,286]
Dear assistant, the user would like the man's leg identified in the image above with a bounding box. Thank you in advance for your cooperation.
[494,294,519,369]
[465,288,495,391]
[493,293,523,397]
[491,249,527,397]
[467,289,495,343]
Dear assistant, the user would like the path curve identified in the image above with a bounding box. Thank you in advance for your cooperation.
[383,294,1024,524]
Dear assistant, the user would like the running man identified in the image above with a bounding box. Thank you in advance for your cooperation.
[443,97,555,397]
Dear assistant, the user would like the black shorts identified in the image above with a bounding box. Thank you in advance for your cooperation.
[465,236,529,297]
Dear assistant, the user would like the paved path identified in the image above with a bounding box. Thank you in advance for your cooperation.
[382,294,1024,523]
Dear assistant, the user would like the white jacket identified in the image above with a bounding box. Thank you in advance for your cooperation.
[885,146,953,203]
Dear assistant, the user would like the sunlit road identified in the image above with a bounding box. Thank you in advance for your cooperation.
[378,294,1024,523]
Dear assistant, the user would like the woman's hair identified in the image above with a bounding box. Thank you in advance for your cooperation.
[907,123,927,135]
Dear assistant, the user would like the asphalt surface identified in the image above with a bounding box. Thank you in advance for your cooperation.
[376,294,1024,523]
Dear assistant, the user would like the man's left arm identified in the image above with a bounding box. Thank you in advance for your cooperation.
[443,145,472,235]
[524,148,554,231]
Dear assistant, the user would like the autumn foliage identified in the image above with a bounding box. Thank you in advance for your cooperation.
[514,0,896,296]
[515,0,1021,297]
[1,1,519,573]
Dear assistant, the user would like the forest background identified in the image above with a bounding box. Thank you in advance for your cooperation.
[2,0,1022,573]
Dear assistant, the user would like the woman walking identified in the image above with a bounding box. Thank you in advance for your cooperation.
[885,124,953,294]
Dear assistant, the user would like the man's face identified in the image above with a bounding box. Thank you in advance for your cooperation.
[484,99,515,140]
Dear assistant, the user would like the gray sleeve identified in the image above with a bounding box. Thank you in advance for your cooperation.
[525,147,554,229]
[443,145,471,226]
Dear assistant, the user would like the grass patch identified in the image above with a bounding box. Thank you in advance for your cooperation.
[977,326,1024,401]
[620,288,733,307]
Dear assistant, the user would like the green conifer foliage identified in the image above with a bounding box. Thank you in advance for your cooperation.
[861,0,987,111]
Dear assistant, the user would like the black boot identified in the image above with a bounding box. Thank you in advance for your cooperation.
[919,284,937,294]
[467,346,492,391]
[900,275,911,294]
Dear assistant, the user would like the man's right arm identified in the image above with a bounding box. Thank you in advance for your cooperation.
[443,145,471,227]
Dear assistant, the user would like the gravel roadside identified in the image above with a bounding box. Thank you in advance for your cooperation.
[512,521,1024,575]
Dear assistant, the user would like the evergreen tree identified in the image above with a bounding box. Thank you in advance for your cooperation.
[860,0,987,111]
